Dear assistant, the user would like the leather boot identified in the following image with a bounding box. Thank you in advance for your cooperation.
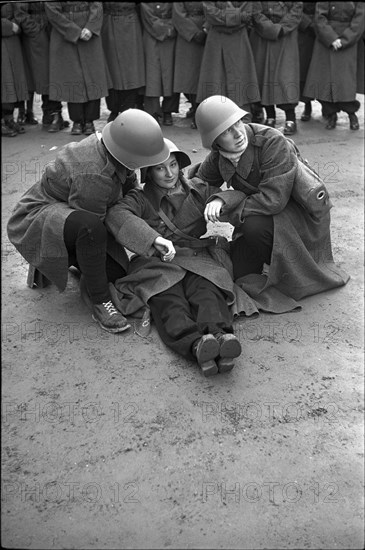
[349,113,359,130]
[17,108,26,125]
[325,113,337,130]
[25,111,38,125]
[48,112,63,132]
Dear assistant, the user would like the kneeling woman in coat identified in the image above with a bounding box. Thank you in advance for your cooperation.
[7,110,170,334]
[106,139,247,377]
[193,95,349,308]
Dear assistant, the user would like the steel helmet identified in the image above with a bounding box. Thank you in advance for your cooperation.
[163,138,191,169]
[102,109,170,170]
[195,96,249,149]
[140,138,191,182]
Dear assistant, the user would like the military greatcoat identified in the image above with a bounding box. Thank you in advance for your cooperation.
[7,135,136,291]
[195,124,349,302]
[250,1,303,105]
[304,2,365,102]
[196,2,261,107]
[140,2,176,97]
[14,2,51,96]
[173,2,206,95]
[45,1,109,103]
[1,2,28,103]
[101,2,145,91]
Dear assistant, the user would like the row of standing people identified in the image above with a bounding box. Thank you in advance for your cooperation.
[2,1,364,138]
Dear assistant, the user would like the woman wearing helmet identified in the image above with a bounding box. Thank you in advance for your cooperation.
[193,95,349,308]
[7,109,170,333]
[106,138,250,377]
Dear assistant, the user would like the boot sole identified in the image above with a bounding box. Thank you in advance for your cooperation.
[217,358,235,373]
[200,359,219,377]
[219,337,242,358]
[92,314,131,333]
[196,335,220,364]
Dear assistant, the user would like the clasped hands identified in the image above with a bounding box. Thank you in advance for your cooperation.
[80,28,92,41]
[331,38,342,51]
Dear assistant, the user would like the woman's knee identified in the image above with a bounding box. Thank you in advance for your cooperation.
[64,210,107,245]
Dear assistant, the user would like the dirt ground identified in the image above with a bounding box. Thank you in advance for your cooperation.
[1,95,364,550]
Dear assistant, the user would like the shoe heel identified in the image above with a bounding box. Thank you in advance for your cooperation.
[217,358,235,373]
[200,360,218,377]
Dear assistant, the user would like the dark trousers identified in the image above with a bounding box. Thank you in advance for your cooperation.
[320,100,360,117]
[2,103,16,119]
[67,99,100,123]
[63,210,127,304]
[149,272,233,360]
[106,88,139,114]
[231,215,274,280]
[143,93,180,117]
[264,103,298,121]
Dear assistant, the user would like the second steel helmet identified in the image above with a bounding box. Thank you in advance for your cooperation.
[195,96,249,149]
[102,109,170,170]
[163,138,191,169]
[140,138,191,182]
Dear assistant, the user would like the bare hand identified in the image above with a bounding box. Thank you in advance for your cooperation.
[80,28,92,41]
[331,38,342,51]
[153,236,176,262]
[12,22,20,34]
[204,198,224,223]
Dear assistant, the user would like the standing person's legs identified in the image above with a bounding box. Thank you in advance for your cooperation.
[143,96,162,123]
[68,102,84,135]
[106,88,139,121]
[45,96,70,132]
[63,210,130,332]
[320,101,338,129]
[83,99,100,134]
[2,102,25,135]
[231,215,274,280]
[161,93,180,126]
[338,99,361,130]
[264,105,276,127]
[278,102,298,135]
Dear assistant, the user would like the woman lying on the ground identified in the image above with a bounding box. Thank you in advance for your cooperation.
[192,95,350,308]
[105,139,250,377]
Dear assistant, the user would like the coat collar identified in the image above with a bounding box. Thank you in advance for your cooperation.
[143,174,190,210]
[96,137,131,182]
[217,124,255,186]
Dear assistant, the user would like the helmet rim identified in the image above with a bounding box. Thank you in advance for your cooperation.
[102,110,170,170]
[196,96,249,149]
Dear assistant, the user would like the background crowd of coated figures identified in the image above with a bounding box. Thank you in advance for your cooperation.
[2,1,364,137]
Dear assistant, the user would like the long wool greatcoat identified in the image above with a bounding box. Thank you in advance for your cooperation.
[250,1,303,106]
[196,2,261,106]
[304,2,365,102]
[1,2,28,103]
[140,2,176,97]
[7,135,137,292]
[195,124,349,304]
[101,2,145,91]
[45,1,109,103]
[14,2,51,96]
[173,2,206,95]
[298,2,316,96]
[105,176,262,319]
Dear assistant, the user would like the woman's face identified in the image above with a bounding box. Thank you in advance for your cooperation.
[149,153,180,189]
[215,119,248,153]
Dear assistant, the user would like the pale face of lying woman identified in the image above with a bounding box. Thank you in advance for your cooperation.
[149,153,180,189]
[215,119,248,153]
